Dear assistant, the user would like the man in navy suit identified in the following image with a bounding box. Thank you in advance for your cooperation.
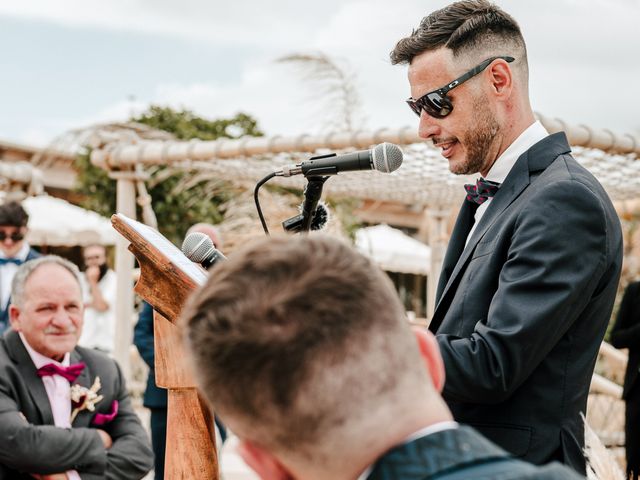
[0,201,40,334]
[391,1,622,473]
[182,234,582,480]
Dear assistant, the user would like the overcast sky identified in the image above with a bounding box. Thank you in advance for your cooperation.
[1,0,638,147]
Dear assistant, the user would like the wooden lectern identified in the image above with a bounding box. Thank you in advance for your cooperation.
[111,213,218,479]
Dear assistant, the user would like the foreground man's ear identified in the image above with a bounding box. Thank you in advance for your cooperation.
[413,327,446,392]
[237,439,295,480]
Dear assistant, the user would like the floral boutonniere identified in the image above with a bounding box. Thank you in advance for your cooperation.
[70,376,103,423]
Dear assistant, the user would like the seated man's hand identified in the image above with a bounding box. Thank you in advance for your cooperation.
[96,429,113,449]
[31,474,68,479]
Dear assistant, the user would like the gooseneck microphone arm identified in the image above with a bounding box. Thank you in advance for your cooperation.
[254,172,276,235]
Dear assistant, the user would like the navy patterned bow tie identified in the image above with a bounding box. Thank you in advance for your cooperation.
[37,362,86,383]
[0,257,22,266]
[464,178,501,205]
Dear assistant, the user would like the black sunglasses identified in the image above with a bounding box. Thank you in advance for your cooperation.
[0,231,24,242]
[406,56,515,119]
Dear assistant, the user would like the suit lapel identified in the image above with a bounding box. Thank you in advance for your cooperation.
[430,132,571,330]
[5,330,55,425]
[70,349,95,427]
[435,200,477,303]
[430,167,529,332]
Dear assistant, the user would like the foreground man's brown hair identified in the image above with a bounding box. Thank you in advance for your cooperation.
[182,234,585,480]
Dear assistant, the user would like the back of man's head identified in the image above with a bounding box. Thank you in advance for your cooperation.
[183,234,446,476]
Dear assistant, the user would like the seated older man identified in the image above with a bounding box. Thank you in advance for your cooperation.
[182,235,583,480]
[0,255,153,479]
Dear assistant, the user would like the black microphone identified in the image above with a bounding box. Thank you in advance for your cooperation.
[275,142,403,177]
[181,232,227,269]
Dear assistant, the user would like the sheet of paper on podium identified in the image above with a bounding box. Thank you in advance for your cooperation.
[114,213,207,286]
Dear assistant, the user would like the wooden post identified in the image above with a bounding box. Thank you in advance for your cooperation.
[112,172,137,379]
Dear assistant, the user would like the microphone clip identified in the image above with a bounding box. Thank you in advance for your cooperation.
[282,175,329,233]
[274,153,338,177]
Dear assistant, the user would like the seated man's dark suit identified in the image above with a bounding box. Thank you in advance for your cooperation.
[610,280,640,480]
[368,426,584,480]
[430,133,623,473]
[0,329,154,479]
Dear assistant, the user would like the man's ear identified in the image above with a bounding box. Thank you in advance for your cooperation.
[488,58,513,97]
[8,304,22,332]
[237,439,294,480]
[413,327,446,392]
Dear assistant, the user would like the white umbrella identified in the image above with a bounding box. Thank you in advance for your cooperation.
[23,195,117,246]
[355,224,430,275]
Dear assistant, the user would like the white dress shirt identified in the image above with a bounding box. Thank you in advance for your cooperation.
[20,333,82,480]
[466,121,549,245]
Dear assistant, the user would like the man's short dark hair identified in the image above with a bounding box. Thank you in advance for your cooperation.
[182,234,421,457]
[390,0,526,65]
[0,201,29,227]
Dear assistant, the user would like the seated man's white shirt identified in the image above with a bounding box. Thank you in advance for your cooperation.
[19,332,82,480]
[78,269,117,353]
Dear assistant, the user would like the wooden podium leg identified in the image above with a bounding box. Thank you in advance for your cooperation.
[165,388,219,479]
[154,311,219,479]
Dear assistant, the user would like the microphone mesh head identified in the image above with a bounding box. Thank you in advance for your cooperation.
[372,143,403,173]
[182,232,214,263]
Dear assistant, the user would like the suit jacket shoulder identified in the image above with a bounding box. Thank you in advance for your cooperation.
[367,426,583,480]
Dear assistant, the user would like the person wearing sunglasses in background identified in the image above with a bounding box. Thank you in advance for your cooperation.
[391,0,622,474]
[0,201,40,335]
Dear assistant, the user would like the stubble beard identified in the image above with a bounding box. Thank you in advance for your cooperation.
[450,96,500,176]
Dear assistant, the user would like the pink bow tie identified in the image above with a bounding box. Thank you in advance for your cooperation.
[464,178,501,205]
[37,362,86,383]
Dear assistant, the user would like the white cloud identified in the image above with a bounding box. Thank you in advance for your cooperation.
[0,0,347,49]
[6,0,639,146]
[153,62,325,136]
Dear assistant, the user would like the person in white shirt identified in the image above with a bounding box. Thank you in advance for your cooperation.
[0,201,40,334]
[78,244,116,354]
[181,234,581,480]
